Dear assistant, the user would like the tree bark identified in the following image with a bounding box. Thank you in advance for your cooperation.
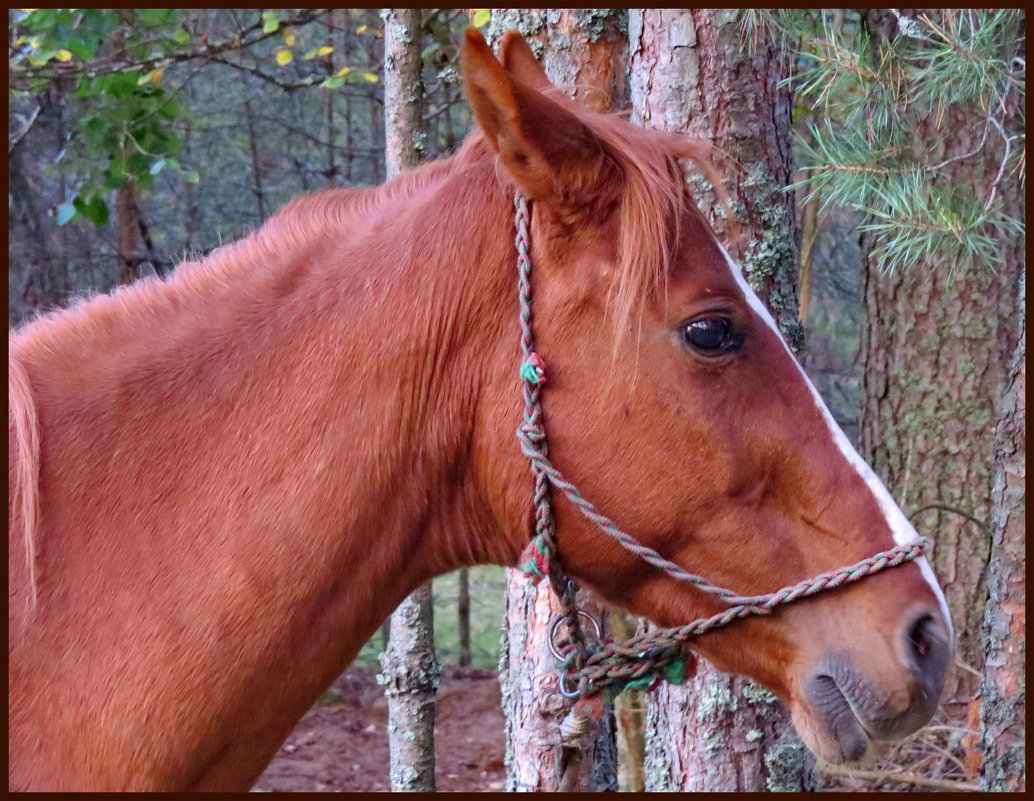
[978,272,1025,792]
[377,9,439,793]
[630,9,811,791]
[859,11,1026,705]
[488,10,626,793]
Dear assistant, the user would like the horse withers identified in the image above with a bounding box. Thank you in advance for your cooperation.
[8,29,950,790]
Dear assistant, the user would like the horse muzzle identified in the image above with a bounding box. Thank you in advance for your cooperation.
[797,602,951,763]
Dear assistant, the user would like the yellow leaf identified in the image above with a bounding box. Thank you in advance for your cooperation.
[282,28,296,47]
[317,45,333,56]
[334,65,352,78]
[56,49,73,62]
[356,24,368,35]
[472,9,490,28]
[276,49,293,66]
[147,68,164,84]
[362,72,378,83]
[20,9,38,13]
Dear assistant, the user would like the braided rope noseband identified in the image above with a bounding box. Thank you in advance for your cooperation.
[511,192,930,700]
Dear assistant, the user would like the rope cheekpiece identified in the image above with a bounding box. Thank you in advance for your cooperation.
[512,192,931,700]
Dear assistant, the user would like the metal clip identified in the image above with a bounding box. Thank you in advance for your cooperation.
[557,671,582,698]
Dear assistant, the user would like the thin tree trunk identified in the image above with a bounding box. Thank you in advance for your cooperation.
[379,583,438,792]
[377,9,438,793]
[630,9,812,791]
[242,99,267,220]
[116,180,142,285]
[797,191,822,328]
[859,11,1025,707]
[457,568,471,668]
[489,10,626,793]
[977,272,1024,792]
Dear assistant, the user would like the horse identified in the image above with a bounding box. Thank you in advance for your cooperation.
[9,29,951,791]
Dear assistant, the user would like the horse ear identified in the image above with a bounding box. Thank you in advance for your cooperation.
[498,30,551,92]
[461,27,612,208]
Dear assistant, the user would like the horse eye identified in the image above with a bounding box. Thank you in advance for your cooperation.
[683,318,741,356]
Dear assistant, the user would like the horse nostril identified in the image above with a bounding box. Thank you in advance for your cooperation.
[899,608,950,692]
[907,614,935,661]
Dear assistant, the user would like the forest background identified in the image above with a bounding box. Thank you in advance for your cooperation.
[8,8,1024,793]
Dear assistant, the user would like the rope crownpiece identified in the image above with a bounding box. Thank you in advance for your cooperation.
[511,191,931,700]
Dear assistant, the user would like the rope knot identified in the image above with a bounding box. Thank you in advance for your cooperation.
[520,352,547,386]
[518,419,546,446]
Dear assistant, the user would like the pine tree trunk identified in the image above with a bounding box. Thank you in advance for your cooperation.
[377,10,439,793]
[978,273,1024,792]
[489,10,626,793]
[630,9,812,791]
[859,12,1026,706]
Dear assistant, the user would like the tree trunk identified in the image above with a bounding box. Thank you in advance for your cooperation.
[377,9,439,793]
[630,9,812,791]
[859,12,1025,706]
[8,88,68,324]
[116,180,142,285]
[242,99,267,221]
[379,583,439,792]
[457,568,471,668]
[977,272,1024,792]
[489,10,626,793]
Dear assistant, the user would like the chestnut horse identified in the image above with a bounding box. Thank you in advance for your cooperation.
[9,30,951,791]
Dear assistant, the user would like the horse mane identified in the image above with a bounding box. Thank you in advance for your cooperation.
[10,351,41,614]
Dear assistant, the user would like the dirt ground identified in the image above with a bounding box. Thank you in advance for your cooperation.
[253,667,506,792]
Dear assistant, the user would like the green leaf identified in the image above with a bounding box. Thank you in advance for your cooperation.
[56,202,77,225]
[262,12,279,33]
[74,195,109,227]
[173,28,190,44]
[182,170,200,184]
[473,9,490,28]
[320,75,345,89]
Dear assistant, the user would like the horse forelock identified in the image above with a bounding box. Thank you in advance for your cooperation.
[551,109,722,339]
[9,351,41,614]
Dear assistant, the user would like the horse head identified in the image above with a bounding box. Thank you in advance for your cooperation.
[463,29,951,764]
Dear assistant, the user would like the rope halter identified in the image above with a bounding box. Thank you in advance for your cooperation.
[512,192,930,700]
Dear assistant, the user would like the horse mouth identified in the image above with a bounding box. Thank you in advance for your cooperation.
[795,649,944,765]
[798,671,874,763]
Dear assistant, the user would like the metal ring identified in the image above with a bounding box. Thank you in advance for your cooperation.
[547,609,603,661]
[557,671,581,699]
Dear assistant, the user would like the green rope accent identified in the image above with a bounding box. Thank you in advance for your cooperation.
[664,658,687,685]
[520,360,543,385]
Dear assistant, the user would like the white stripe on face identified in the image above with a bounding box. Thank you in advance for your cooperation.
[714,240,953,641]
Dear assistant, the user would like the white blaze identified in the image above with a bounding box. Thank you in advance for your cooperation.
[716,241,954,640]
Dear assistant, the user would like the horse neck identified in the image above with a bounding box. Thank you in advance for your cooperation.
[9,160,524,788]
